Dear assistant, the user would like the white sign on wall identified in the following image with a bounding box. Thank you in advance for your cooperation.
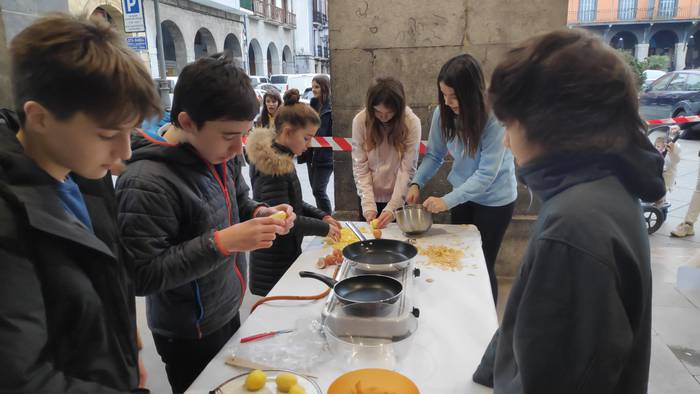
[122,0,146,33]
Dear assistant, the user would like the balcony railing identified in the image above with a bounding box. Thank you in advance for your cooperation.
[313,11,328,25]
[270,6,284,24]
[250,0,264,17]
[284,11,296,27]
[569,6,696,24]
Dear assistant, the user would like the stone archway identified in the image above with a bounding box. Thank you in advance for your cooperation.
[248,39,264,76]
[267,42,281,75]
[194,27,217,59]
[161,20,187,75]
[282,45,294,73]
[224,33,243,67]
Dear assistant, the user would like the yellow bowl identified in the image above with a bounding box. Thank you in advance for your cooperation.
[327,368,419,394]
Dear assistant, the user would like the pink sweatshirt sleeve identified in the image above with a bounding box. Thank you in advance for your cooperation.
[351,111,377,216]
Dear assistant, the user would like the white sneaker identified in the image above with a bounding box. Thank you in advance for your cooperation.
[671,222,695,237]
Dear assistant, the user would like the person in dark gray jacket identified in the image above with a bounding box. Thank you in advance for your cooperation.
[246,90,340,296]
[472,29,665,393]
[116,56,295,394]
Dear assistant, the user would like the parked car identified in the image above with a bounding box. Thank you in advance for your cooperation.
[641,69,666,90]
[300,87,314,104]
[269,73,321,94]
[256,83,282,95]
[639,70,700,139]
[249,75,269,87]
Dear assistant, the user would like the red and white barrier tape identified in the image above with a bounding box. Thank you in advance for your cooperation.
[243,116,700,152]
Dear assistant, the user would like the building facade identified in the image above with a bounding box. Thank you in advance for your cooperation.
[293,0,329,74]
[0,0,298,80]
[568,0,700,70]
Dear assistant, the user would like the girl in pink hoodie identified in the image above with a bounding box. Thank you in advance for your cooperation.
[351,77,422,228]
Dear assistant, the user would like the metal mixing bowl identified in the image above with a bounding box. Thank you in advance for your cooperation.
[394,204,433,235]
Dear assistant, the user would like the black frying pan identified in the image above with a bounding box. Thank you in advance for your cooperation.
[299,271,403,305]
[342,222,418,273]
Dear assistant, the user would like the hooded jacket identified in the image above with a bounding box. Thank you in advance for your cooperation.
[116,132,260,339]
[474,140,665,394]
[246,128,329,296]
[0,110,142,393]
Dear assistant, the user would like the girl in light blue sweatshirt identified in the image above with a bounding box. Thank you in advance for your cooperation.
[406,54,517,304]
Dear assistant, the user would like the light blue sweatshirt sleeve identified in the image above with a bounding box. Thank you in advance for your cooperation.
[412,107,448,188]
[442,117,508,209]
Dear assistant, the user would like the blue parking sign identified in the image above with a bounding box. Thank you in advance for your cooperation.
[127,36,148,51]
[122,0,146,33]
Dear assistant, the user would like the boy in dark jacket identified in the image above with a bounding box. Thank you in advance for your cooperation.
[116,55,295,394]
[472,29,665,394]
[246,90,340,295]
[0,14,161,393]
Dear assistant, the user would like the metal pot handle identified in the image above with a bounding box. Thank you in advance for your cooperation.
[299,271,338,288]
[345,222,367,241]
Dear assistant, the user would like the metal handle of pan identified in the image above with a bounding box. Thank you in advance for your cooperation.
[345,222,367,241]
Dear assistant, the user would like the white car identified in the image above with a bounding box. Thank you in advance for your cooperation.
[269,73,321,95]
[249,75,269,87]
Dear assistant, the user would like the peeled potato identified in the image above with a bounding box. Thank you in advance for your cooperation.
[270,211,288,220]
[288,384,306,394]
[372,229,382,239]
[275,372,298,392]
[245,369,267,391]
[370,219,379,229]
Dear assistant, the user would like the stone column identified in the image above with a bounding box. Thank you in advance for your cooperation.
[675,42,688,70]
[635,43,650,62]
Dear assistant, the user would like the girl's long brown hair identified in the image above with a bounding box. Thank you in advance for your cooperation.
[259,91,282,128]
[312,74,331,112]
[364,77,409,156]
[437,54,488,157]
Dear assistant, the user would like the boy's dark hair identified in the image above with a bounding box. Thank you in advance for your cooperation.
[10,13,161,128]
[489,28,648,153]
[273,89,320,131]
[171,53,258,128]
[438,54,489,157]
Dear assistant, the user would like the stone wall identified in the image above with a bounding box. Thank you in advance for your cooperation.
[329,0,567,277]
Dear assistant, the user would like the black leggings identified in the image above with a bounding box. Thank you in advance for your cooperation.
[451,201,515,305]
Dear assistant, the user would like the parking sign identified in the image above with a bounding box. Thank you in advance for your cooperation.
[122,0,146,33]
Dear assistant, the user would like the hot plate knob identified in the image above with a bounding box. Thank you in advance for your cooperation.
[412,308,420,318]
[413,268,421,277]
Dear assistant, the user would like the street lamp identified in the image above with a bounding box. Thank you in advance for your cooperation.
[618,36,625,50]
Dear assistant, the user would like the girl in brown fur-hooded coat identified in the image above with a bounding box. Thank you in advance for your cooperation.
[246,90,340,295]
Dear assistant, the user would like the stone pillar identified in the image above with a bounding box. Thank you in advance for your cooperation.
[635,43,649,62]
[675,42,687,70]
[329,1,567,281]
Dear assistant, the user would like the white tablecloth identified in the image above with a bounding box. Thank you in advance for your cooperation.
[187,223,496,393]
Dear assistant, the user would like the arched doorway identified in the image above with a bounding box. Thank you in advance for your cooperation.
[194,28,216,59]
[650,30,678,70]
[610,31,637,54]
[248,39,264,76]
[282,45,294,73]
[224,34,243,67]
[161,20,187,75]
[267,43,280,75]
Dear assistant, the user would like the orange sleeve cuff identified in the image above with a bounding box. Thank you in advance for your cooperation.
[213,231,231,256]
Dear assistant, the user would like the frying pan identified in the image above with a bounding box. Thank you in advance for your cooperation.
[299,271,403,307]
[343,222,418,274]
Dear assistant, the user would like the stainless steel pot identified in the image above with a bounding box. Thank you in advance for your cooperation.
[395,204,433,236]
